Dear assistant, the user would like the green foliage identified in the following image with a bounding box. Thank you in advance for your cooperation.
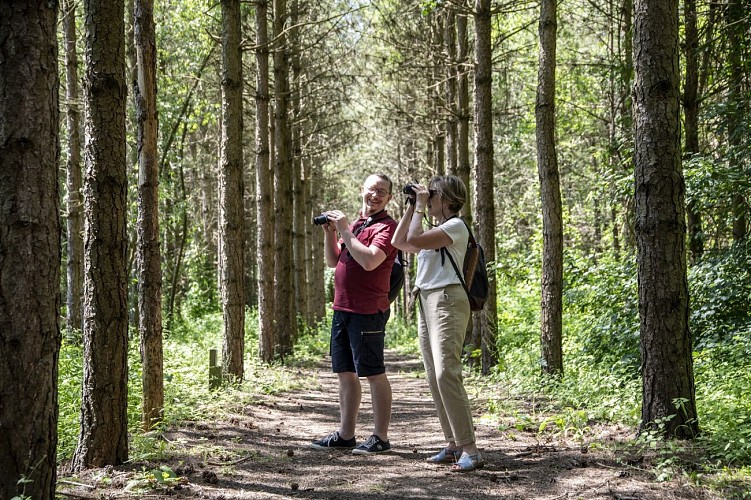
[57,341,83,460]
[564,252,640,368]
[695,336,751,465]
[689,242,751,349]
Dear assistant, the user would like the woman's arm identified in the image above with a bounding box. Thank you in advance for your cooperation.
[392,203,422,253]
[403,185,453,250]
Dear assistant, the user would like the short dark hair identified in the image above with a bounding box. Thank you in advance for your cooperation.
[372,173,393,194]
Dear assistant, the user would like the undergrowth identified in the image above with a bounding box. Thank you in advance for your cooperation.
[56,243,751,497]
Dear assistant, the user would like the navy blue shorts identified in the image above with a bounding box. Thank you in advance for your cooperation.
[330,309,390,377]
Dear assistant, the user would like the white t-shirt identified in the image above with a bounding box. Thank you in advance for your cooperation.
[414,217,469,291]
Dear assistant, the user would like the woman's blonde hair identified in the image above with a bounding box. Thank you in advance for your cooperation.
[428,175,467,214]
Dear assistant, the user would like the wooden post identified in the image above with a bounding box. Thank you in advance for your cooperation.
[209,349,222,389]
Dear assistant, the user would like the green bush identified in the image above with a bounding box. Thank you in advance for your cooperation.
[689,241,751,350]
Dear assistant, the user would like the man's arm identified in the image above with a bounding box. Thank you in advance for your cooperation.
[338,228,388,271]
[323,222,340,268]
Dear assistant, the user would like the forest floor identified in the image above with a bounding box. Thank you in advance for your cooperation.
[58,351,727,500]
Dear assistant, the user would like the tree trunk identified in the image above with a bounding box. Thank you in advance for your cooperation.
[274,0,296,357]
[73,0,129,469]
[473,0,498,375]
[536,0,563,376]
[725,0,747,242]
[0,3,61,496]
[457,8,471,221]
[219,0,245,381]
[633,0,698,438]
[256,0,276,362]
[445,9,458,175]
[291,0,307,331]
[683,0,703,261]
[62,0,84,339]
[134,0,163,430]
[432,11,446,175]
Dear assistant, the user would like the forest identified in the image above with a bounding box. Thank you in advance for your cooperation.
[0,0,750,498]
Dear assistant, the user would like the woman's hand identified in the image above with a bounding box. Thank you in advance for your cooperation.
[411,183,430,211]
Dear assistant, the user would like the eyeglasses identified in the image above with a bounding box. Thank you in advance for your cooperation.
[429,189,439,198]
[364,187,390,198]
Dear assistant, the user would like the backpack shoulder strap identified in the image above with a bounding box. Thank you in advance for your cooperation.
[441,217,471,293]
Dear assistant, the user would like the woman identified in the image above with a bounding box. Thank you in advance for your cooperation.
[391,175,483,472]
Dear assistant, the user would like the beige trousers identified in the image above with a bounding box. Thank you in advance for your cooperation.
[417,284,475,447]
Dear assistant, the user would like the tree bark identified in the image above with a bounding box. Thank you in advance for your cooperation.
[725,0,747,242]
[682,0,703,261]
[291,0,307,332]
[445,8,458,175]
[62,0,84,339]
[73,0,129,469]
[219,0,245,380]
[457,8,471,221]
[134,0,163,429]
[536,0,563,376]
[274,0,296,357]
[633,0,698,438]
[473,0,498,374]
[0,2,61,496]
[256,0,276,362]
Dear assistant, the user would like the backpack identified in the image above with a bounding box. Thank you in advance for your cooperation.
[388,250,405,303]
[442,220,489,311]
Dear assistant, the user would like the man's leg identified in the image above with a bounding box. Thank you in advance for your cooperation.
[368,373,392,441]
[338,371,361,440]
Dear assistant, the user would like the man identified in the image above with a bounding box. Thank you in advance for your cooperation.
[311,173,397,454]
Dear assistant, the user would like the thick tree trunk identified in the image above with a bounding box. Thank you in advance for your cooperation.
[135,0,163,429]
[633,0,698,438]
[0,3,61,497]
[273,0,296,357]
[62,0,84,338]
[256,0,276,362]
[219,0,245,380]
[73,0,129,470]
[536,0,563,376]
[473,0,498,374]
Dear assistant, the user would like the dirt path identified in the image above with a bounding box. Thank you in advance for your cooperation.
[60,351,717,499]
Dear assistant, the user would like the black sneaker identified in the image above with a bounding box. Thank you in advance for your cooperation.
[352,434,391,454]
[310,431,356,450]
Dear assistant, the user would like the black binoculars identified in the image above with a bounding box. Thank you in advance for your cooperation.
[312,214,329,225]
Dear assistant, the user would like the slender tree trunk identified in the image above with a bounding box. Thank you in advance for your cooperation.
[256,0,276,362]
[473,0,498,374]
[73,0,129,469]
[290,0,307,330]
[457,5,471,221]
[219,0,245,380]
[62,0,84,339]
[633,0,698,438]
[725,0,747,242]
[0,3,61,496]
[134,0,163,429]
[432,12,446,175]
[443,9,457,176]
[536,0,563,376]
[274,0,296,357]
[683,0,703,261]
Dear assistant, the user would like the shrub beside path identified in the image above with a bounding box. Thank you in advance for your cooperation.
[59,350,716,499]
